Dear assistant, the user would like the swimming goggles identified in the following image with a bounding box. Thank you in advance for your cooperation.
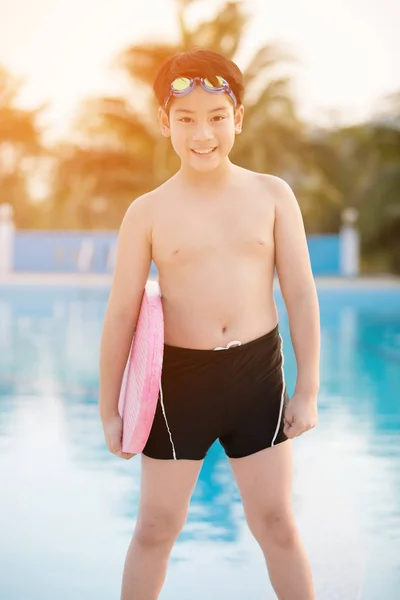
[164,76,237,109]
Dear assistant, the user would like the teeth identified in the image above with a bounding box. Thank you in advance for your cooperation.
[193,148,214,154]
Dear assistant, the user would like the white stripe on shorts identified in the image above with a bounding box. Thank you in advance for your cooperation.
[159,382,177,460]
[271,333,286,447]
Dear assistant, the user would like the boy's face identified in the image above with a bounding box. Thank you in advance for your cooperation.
[158,85,244,172]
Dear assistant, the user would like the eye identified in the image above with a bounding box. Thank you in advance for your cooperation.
[212,115,226,121]
[178,117,193,123]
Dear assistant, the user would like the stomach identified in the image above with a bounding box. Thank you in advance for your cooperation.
[158,264,278,349]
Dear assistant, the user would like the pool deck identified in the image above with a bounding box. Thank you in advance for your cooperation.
[1,273,400,289]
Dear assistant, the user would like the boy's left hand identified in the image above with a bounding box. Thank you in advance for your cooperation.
[283,393,318,439]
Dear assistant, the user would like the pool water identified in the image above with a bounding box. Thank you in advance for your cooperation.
[0,285,399,600]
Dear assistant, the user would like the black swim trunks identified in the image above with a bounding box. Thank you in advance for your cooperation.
[142,324,289,461]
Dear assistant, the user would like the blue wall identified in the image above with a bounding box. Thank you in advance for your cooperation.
[14,231,116,274]
[13,231,340,276]
[306,235,340,275]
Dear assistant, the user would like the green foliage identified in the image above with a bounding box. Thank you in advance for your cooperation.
[0,2,399,272]
[0,66,46,227]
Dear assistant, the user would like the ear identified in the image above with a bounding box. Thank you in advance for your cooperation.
[234,105,244,134]
[158,106,171,138]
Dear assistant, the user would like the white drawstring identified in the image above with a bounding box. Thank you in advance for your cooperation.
[213,340,242,351]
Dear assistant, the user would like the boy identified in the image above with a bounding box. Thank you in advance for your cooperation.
[99,48,320,600]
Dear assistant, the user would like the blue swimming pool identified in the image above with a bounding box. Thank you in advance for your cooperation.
[0,284,399,600]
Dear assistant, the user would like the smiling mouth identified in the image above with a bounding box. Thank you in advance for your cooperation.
[191,147,217,155]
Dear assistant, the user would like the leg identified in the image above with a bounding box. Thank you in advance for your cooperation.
[229,440,315,600]
[121,454,203,600]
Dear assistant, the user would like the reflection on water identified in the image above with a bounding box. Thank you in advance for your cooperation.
[0,285,399,599]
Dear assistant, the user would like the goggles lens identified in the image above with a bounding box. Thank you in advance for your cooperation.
[171,77,192,91]
[203,76,225,89]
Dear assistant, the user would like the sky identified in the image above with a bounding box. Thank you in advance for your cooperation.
[0,0,399,141]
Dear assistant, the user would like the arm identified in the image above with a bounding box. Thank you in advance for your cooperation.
[99,194,153,422]
[272,177,320,400]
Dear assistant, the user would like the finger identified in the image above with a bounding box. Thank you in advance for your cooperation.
[109,435,122,455]
[116,451,136,460]
[284,425,294,438]
[284,418,296,430]
[285,429,297,439]
[283,420,291,430]
[284,425,302,438]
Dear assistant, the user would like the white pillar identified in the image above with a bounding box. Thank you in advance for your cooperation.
[340,208,359,277]
[0,203,15,275]
[77,239,94,273]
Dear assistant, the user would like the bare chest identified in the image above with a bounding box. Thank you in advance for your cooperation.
[152,196,275,268]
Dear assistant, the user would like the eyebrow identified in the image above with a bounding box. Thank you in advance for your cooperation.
[174,106,229,114]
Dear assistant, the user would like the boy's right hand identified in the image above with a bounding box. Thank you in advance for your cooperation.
[101,414,136,460]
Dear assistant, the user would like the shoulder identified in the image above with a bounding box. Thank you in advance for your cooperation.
[259,173,295,200]
[121,190,157,244]
[255,173,300,217]
[124,191,153,224]
[241,168,296,202]
[122,177,176,239]
[129,175,179,212]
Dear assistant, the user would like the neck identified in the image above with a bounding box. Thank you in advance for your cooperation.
[177,157,235,190]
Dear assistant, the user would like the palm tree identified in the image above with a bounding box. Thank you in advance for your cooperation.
[0,66,46,227]
[302,96,400,272]
[116,0,304,178]
[357,116,400,272]
[47,98,158,229]
[49,0,306,228]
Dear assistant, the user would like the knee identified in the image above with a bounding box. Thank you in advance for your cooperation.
[247,509,298,549]
[134,511,186,549]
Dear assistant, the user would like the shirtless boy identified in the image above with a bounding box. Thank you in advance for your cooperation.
[99,48,320,600]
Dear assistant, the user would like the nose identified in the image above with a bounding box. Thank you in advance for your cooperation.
[192,122,214,142]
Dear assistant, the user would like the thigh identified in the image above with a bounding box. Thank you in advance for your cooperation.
[228,440,293,526]
[137,454,203,528]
